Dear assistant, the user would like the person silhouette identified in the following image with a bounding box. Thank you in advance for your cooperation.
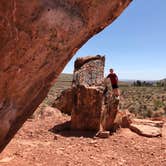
[105,68,120,99]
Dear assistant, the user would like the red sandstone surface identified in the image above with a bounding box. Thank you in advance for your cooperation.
[0,107,165,166]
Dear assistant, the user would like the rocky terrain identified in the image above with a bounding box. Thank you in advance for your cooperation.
[1,1,165,165]
[0,72,165,165]
[41,74,166,119]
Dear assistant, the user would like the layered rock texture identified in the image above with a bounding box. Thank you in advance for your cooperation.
[113,110,164,137]
[72,55,106,130]
[54,55,119,131]
[129,119,163,137]
[0,0,132,151]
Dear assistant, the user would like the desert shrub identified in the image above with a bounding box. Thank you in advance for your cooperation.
[153,100,165,109]
[152,109,165,117]
[146,109,153,118]
[120,86,165,118]
[156,82,163,87]
[164,86,166,91]
[128,106,135,114]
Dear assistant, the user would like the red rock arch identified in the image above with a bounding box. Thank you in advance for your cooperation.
[0,0,132,152]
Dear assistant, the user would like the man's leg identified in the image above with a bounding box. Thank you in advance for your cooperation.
[113,88,120,97]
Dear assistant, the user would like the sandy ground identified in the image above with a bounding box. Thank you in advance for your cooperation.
[0,107,166,166]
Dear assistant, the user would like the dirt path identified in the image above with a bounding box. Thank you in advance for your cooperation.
[0,107,165,166]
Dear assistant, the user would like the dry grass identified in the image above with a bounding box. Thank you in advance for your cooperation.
[120,86,166,118]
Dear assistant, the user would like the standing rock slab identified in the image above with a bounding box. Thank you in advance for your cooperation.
[71,85,103,130]
[54,55,119,131]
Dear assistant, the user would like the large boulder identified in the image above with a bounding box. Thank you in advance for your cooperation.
[54,55,119,131]
[0,0,132,151]
[53,55,105,115]
[71,85,103,130]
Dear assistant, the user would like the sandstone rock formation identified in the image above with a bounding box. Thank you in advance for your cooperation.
[71,55,107,131]
[130,124,162,137]
[0,0,132,151]
[54,55,119,132]
[52,88,73,115]
[71,85,104,130]
[53,55,105,115]
[112,110,164,137]
[112,109,133,130]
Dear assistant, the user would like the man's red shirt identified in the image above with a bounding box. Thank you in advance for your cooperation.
[107,73,118,85]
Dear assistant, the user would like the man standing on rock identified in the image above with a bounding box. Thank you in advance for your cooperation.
[105,68,120,99]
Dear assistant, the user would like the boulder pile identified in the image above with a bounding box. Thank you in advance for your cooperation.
[54,55,164,137]
[54,55,119,132]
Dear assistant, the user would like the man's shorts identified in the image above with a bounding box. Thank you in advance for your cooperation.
[112,84,119,89]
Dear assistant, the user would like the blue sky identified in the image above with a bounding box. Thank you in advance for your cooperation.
[63,0,166,81]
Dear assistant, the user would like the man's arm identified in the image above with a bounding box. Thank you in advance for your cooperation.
[106,74,110,79]
[115,74,118,82]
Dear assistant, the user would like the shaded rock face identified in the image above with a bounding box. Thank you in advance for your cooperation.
[52,88,73,115]
[0,0,132,151]
[113,109,133,129]
[71,85,103,130]
[54,55,119,131]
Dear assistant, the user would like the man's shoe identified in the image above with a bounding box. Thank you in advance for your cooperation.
[115,96,120,100]
[96,131,110,138]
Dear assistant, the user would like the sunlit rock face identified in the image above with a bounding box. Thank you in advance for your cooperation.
[0,0,132,151]
[73,55,105,87]
[72,55,105,130]
[71,55,119,131]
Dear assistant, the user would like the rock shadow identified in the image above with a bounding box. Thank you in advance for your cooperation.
[49,121,97,138]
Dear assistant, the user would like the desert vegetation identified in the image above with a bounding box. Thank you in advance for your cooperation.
[40,74,166,119]
[120,86,166,118]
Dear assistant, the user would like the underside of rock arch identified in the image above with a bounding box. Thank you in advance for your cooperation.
[0,0,132,152]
